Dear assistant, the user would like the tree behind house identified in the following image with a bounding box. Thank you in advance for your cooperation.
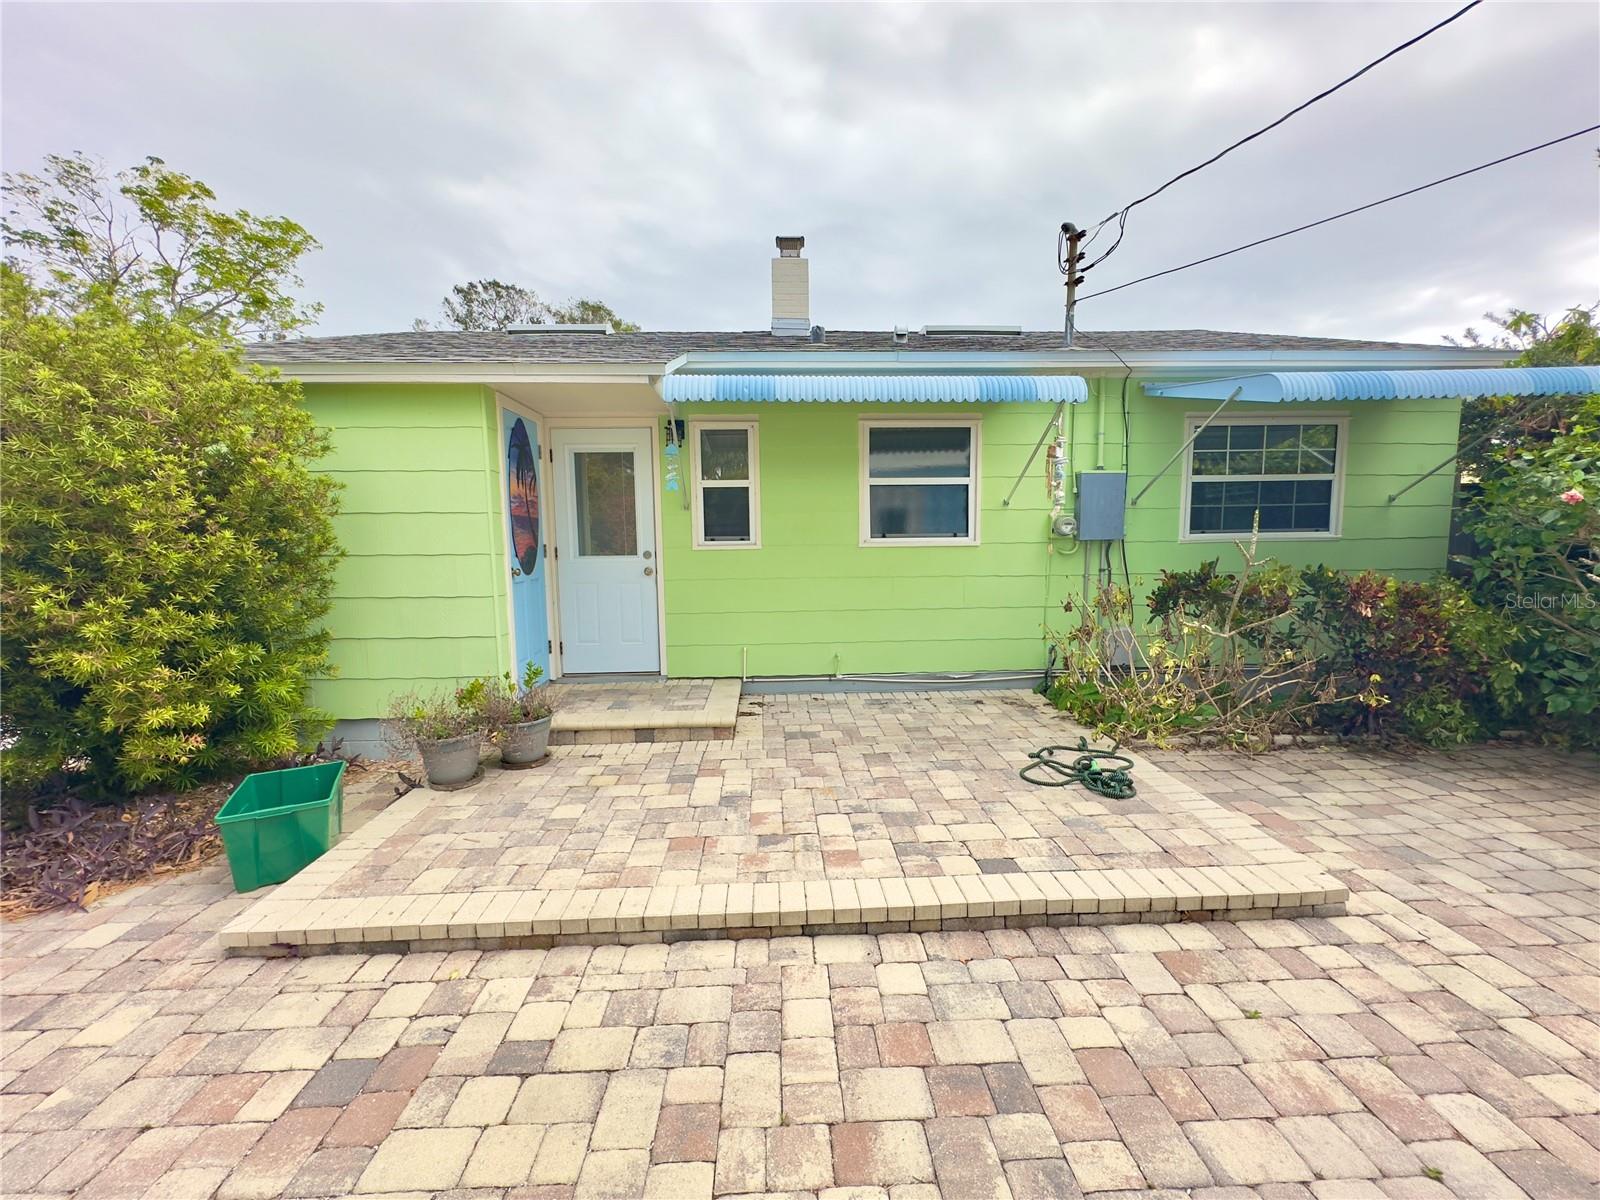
[3,152,321,340]
[1451,305,1598,480]
[417,278,639,331]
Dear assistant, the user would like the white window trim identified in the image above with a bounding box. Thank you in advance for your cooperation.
[1179,412,1347,542]
[859,418,982,547]
[691,420,760,549]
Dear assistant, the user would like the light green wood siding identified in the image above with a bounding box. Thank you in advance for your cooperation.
[297,379,1464,709]
[303,384,508,717]
[660,385,1463,678]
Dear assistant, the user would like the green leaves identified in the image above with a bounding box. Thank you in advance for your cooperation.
[3,153,321,340]
[1455,305,1598,491]
[1460,391,1598,740]
[418,278,640,332]
[1059,551,1527,747]
[1,266,342,797]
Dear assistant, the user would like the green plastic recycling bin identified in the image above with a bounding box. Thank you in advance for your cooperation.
[215,760,346,892]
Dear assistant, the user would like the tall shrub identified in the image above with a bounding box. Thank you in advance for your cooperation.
[1462,393,1599,741]
[1294,568,1518,741]
[1,267,342,794]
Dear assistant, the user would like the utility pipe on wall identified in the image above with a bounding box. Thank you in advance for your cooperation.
[1068,401,1077,493]
[1095,379,1107,470]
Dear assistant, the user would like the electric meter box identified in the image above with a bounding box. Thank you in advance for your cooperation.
[1076,471,1128,540]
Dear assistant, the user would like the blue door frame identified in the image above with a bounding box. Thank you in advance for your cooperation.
[502,410,551,685]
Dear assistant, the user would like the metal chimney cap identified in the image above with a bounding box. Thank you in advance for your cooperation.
[775,235,805,257]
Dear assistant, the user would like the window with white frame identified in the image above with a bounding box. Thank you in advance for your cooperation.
[692,422,758,547]
[1184,417,1344,537]
[861,421,979,543]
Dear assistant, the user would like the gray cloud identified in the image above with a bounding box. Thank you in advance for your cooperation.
[4,1,1596,344]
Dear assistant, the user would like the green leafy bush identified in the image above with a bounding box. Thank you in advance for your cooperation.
[1147,557,1299,643]
[1294,568,1518,736]
[1461,393,1598,743]
[1,268,342,795]
[1050,546,1379,749]
[1051,547,1518,748]
[1399,688,1484,747]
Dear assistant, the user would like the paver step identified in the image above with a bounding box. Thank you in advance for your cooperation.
[549,678,740,744]
[219,864,1348,953]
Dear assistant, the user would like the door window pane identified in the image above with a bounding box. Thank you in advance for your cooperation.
[702,487,751,541]
[699,428,749,481]
[573,451,637,556]
[868,426,972,478]
[869,484,969,539]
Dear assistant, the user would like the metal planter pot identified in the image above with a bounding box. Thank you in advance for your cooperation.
[418,732,482,789]
[501,717,553,767]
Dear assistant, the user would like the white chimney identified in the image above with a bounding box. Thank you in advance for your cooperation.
[771,235,809,336]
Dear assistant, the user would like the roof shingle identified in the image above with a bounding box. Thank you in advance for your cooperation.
[246,327,1461,365]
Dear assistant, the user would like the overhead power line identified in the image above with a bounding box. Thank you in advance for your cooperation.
[1069,0,1484,277]
[1075,125,1600,303]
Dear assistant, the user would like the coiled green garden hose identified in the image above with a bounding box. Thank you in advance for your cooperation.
[1019,737,1138,798]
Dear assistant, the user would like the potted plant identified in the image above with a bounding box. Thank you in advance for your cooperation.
[498,663,556,768]
[383,685,488,790]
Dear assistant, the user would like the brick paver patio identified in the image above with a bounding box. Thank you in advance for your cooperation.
[220,694,1346,951]
[2,694,1597,1198]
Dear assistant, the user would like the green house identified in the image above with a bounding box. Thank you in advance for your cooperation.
[249,237,1532,752]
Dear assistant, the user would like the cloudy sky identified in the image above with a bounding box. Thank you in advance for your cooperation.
[4,2,1596,344]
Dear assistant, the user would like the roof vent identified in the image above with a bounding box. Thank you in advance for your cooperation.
[507,323,614,335]
[809,324,825,344]
[921,325,1022,336]
[893,326,910,344]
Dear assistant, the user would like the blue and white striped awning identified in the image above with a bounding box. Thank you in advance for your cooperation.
[1143,366,1600,403]
[660,373,1087,404]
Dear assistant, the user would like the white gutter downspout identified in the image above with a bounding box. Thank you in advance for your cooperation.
[1095,379,1107,470]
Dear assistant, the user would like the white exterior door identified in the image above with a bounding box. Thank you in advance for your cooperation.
[552,427,660,674]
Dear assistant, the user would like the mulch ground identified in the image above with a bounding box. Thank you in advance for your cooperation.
[1,781,232,919]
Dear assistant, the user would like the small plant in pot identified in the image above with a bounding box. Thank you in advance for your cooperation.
[497,663,557,768]
[383,686,488,790]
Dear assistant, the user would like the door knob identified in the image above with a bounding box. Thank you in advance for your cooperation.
[643,567,654,576]
[511,566,522,577]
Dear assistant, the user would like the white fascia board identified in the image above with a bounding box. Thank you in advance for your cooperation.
[257,347,1512,386]
[658,348,1512,376]
[1117,348,1512,380]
